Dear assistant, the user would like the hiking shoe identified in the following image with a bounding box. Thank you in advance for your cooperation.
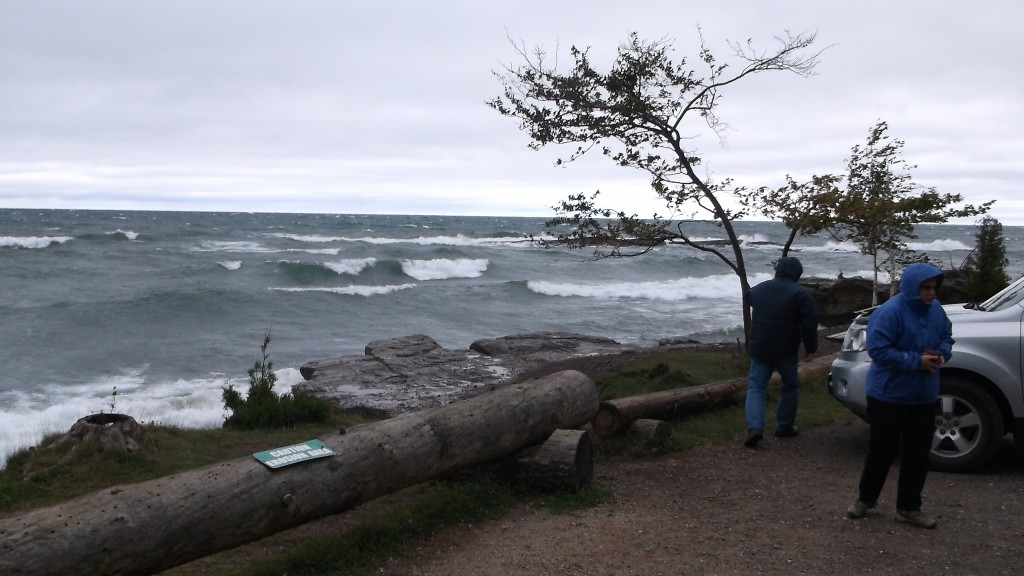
[744,428,763,447]
[846,499,877,519]
[896,509,937,529]
[774,426,800,438]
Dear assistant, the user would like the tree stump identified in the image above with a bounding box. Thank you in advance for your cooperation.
[63,413,151,455]
[625,418,673,445]
[505,428,593,491]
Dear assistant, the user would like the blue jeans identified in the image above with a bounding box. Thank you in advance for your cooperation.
[745,355,799,431]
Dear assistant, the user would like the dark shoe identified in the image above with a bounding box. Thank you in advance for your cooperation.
[744,428,763,447]
[846,499,877,519]
[774,426,800,438]
[896,509,937,529]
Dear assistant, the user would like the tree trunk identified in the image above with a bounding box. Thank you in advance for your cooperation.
[504,428,593,491]
[591,378,748,438]
[0,370,598,576]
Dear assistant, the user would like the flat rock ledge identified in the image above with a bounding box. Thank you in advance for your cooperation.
[295,332,648,418]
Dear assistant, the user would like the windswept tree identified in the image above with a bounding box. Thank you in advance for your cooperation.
[744,173,843,256]
[839,121,992,304]
[962,216,1010,302]
[489,30,824,341]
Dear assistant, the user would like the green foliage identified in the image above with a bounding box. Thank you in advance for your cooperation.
[490,30,824,342]
[745,174,844,256]
[838,121,992,302]
[962,216,1010,301]
[222,332,332,430]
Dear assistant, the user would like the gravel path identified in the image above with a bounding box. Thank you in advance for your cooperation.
[377,420,1024,575]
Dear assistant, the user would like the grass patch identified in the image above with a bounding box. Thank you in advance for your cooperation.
[664,362,855,451]
[0,417,364,515]
[222,475,612,576]
[596,347,749,400]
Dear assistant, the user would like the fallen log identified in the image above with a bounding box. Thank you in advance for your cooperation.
[591,378,747,438]
[504,428,593,491]
[0,370,598,576]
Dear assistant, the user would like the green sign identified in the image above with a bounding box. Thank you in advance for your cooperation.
[253,439,334,469]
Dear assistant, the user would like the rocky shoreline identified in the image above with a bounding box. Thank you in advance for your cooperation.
[295,274,966,417]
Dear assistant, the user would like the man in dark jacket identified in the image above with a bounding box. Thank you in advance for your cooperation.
[744,256,820,447]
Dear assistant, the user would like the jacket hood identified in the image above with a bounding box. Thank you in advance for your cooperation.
[774,256,803,281]
[899,262,944,310]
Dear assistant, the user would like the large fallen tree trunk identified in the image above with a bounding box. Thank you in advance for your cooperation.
[0,370,598,576]
[591,377,747,438]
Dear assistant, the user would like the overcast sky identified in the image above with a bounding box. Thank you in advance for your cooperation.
[1,1,1021,224]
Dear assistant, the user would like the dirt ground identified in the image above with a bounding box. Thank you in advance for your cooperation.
[171,334,1024,576]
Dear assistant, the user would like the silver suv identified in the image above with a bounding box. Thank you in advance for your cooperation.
[828,275,1024,472]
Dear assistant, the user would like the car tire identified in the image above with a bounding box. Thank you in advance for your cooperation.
[929,376,1003,473]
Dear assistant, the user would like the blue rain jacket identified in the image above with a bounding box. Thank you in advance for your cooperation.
[866,263,954,405]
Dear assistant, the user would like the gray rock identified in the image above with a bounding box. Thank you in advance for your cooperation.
[295,332,636,418]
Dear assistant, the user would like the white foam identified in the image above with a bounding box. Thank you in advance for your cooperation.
[108,229,139,240]
[0,236,73,249]
[400,258,488,280]
[798,240,863,253]
[342,235,527,247]
[528,272,773,301]
[907,238,972,251]
[0,368,305,470]
[271,233,347,243]
[284,248,341,255]
[218,260,243,270]
[194,240,270,253]
[322,258,376,275]
[271,284,417,296]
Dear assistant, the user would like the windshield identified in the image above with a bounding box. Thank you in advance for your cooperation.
[977,275,1024,311]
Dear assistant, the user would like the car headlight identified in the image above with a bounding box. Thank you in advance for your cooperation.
[841,323,868,352]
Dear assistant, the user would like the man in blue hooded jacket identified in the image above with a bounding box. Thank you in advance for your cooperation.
[847,262,954,529]
[744,256,819,447]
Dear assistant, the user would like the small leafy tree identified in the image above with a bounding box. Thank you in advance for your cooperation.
[838,121,992,304]
[490,29,823,342]
[962,216,1010,302]
[745,174,843,256]
[222,331,331,429]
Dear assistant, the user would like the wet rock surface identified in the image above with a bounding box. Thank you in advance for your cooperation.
[295,332,640,417]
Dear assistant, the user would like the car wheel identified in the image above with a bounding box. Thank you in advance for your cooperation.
[929,376,1003,473]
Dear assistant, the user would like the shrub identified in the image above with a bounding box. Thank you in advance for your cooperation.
[222,331,332,429]
[962,216,1010,302]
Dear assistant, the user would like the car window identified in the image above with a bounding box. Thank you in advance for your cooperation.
[978,276,1024,311]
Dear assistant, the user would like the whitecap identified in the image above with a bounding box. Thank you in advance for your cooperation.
[0,367,308,470]
[218,261,243,270]
[271,284,417,296]
[108,229,139,240]
[0,236,73,249]
[322,258,377,275]
[400,258,488,280]
[527,272,774,301]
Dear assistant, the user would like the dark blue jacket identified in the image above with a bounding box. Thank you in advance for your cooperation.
[747,256,820,360]
[866,263,954,405]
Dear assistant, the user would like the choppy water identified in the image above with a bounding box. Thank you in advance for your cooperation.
[2,209,1020,467]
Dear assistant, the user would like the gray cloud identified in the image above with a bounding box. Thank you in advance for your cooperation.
[1,0,1021,222]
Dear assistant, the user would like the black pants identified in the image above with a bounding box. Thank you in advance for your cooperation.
[857,397,937,511]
